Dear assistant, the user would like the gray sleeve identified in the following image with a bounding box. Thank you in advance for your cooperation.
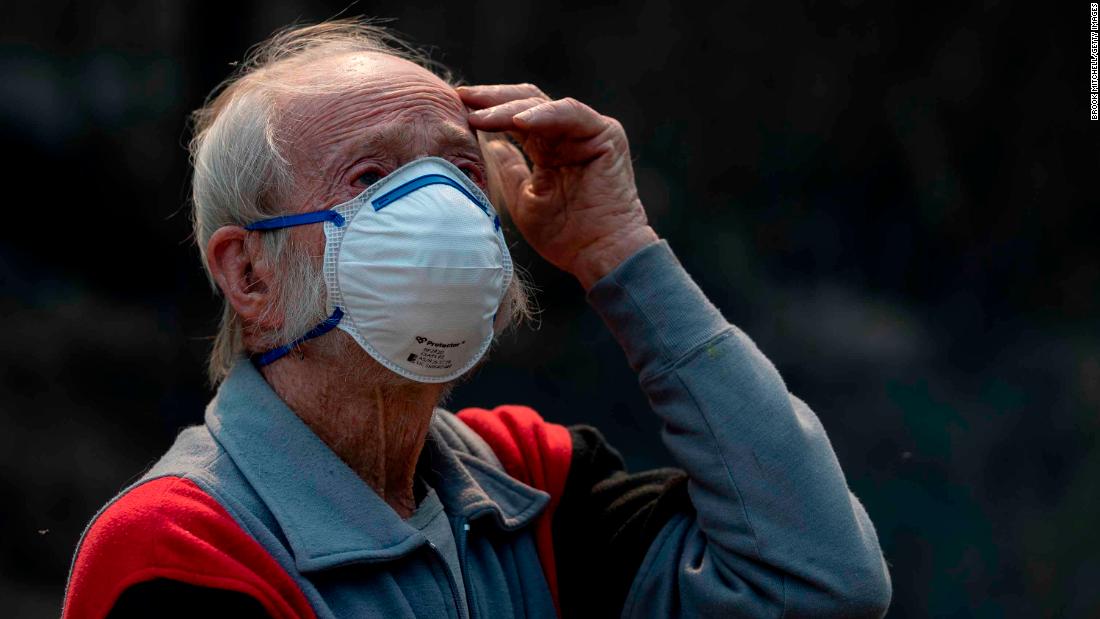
[586,240,892,619]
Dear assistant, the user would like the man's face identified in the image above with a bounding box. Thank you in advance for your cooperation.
[258,52,490,379]
[278,51,486,224]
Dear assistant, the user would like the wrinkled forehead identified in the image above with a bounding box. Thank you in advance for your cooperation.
[275,52,471,149]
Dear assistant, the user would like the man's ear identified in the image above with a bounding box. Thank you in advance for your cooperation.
[206,226,281,330]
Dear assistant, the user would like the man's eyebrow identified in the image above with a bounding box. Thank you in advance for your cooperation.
[359,124,414,152]
[435,123,480,151]
[360,123,479,154]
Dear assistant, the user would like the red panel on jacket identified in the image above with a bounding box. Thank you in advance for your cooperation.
[457,404,573,615]
[63,476,315,619]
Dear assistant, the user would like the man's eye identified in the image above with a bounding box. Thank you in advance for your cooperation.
[356,171,383,187]
[460,166,483,185]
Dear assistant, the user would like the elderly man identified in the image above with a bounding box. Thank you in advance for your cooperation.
[62,19,891,619]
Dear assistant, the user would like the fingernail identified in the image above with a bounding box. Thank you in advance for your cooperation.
[514,110,534,124]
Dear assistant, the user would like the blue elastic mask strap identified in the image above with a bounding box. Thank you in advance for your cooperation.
[244,209,345,231]
[252,308,344,367]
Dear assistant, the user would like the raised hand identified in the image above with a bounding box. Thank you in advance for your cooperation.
[458,84,659,290]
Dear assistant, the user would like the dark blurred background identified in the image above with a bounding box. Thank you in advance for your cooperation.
[1,1,1096,616]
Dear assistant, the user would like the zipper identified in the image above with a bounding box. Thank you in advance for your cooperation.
[426,540,468,619]
[455,517,477,619]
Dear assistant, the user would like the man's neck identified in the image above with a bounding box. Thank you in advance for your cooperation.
[259,343,446,519]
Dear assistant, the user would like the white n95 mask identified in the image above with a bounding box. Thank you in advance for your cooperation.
[243,157,513,383]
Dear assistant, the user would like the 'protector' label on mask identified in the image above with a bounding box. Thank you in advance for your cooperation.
[405,336,468,370]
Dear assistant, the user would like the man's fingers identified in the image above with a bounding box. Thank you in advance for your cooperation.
[457,83,548,109]
[512,98,610,139]
[467,97,546,131]
[484,139,531,219]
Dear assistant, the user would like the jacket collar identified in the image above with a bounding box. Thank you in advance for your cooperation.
[205,359,548,573]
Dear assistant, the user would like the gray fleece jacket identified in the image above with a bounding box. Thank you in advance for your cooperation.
[64,239,891,619]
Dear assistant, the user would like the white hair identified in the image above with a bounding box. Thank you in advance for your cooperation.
[190,18,532,384]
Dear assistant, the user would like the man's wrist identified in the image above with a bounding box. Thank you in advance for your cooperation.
[585,239,731,377]
[571,226,660,291]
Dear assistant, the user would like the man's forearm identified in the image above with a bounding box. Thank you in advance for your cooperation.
[587,240,892,618]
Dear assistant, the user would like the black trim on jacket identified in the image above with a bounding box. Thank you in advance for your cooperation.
[553,424,692,618]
